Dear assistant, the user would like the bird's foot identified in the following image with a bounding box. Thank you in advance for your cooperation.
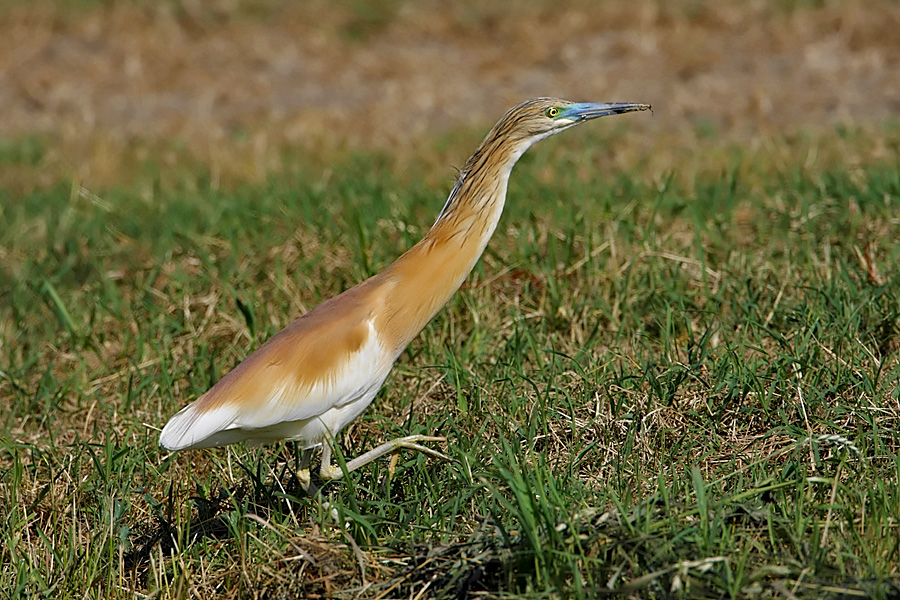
[319,434,453,481]
[297,466,341,520]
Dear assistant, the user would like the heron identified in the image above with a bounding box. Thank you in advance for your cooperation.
[159,97,650,494]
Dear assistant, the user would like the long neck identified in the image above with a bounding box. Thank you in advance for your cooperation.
[373,127,533,354]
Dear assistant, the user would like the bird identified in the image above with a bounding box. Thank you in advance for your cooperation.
[159,97,650,494]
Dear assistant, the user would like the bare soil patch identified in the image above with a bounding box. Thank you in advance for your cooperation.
[1,0,898,186]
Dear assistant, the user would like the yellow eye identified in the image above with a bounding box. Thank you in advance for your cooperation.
[545,106,560,118]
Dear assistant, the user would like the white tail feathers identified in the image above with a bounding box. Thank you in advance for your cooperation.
[158,402,240,451]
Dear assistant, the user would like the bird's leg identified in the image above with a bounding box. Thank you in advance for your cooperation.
[297,447,322,497]
[319,435,453,481]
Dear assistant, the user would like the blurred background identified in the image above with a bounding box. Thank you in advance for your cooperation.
[1,0,897,190]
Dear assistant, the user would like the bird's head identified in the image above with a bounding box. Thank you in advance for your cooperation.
[505,97,651,143]
[472,98,651,170]
[437,97,651,224]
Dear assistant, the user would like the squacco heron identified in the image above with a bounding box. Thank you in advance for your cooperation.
[160,98,650,493]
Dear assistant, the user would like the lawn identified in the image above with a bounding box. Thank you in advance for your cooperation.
[2,115,899,598]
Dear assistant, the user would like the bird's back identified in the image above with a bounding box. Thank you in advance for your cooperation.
[158,275,396,450]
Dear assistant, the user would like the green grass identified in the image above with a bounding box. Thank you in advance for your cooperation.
[1,134,900,598]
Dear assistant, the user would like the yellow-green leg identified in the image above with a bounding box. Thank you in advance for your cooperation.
[319,435,452,481]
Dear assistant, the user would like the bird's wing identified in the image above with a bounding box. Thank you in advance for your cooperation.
[159,281,391,450]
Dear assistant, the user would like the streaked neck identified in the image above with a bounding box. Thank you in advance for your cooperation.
[375,134,532,353]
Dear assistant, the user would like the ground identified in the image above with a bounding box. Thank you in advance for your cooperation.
[1,1,900,599]
[1,0,898,188]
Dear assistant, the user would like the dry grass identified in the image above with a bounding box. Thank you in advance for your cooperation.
[2,1,900,598]
[0,0,898,191]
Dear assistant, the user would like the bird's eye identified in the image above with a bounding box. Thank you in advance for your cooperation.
[545,107,560,118]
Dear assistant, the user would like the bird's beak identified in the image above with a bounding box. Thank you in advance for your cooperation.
[565,102,652,121]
